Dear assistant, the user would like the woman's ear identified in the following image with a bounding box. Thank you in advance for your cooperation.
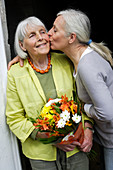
[68,33,76,44]
[19,41,26,51]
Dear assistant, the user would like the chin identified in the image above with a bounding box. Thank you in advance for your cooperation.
[39,48,50,54]
[50,45,57,50]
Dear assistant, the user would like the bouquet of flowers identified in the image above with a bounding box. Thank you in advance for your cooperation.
[31,95,84,144]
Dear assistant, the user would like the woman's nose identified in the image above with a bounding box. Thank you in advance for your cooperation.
[37,34,43,41]
[48,28,52,37]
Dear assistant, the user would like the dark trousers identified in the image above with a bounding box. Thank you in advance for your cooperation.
[29,151,89,170]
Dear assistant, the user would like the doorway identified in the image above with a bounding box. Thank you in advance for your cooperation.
[4,0,112,169]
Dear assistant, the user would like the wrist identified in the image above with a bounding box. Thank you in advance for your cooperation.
[30,129,39,140]
[85,127,94,133]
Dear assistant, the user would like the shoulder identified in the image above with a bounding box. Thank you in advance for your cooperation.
[80,51,100,66]
[51,52,67,60]
[78,51,109,75]
[8,59,28,78]
[77,51,113,84]
[51,52,73,66]
[79,50,110,67]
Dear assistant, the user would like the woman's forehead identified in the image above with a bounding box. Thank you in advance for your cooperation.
[25,24,45,32]
[54,16,66,30]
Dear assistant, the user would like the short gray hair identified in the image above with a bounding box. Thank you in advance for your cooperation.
[57,9,91,44]
[14,16,46,59]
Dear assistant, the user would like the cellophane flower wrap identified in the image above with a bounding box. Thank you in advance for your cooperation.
[31,95,84,144]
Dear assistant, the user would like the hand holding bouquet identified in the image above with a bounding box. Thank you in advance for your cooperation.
[31,95,84,144]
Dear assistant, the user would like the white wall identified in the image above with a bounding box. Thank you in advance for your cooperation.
[0,15,22,170]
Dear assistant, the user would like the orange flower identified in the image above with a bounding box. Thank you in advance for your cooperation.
[48,98,53,102]
[60,103,69,111]
[61,94,68,104]
[43,124,49,130]
[55,113,60,120]
[73,104,78,113]
[52,131,64,137]
[44,117,49,121]
[52,131,60,136]
[34,119,43,126]
[53,115,58,122]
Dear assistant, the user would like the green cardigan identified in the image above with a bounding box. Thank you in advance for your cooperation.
[6,52,91,160]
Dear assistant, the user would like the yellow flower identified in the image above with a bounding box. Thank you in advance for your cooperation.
[50,110,55,114]
[41,106,52,117]
[46,113,53,120]
[66,121,72,126]
[70,104,74,115]
[70,103,77,115]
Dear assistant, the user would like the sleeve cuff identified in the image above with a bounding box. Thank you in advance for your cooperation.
[84,104,92,118]
[30,129,39,140]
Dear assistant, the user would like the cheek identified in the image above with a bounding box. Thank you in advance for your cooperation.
[42,34,50,42]
[52,34,60,42]
[53,36,65,46]
[46,35,50,42]
[53,32,66,44]
[52,37,68,50]
[24,40,34,50]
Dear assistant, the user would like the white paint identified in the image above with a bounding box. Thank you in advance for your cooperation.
[0,15,22,170]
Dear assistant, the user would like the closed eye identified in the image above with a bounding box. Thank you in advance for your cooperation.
[29,32,36,38]
[53,25,57,33]
[29,34,35,38]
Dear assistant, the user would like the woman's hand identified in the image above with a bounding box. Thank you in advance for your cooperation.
[36,132,51,139]
[79,128,93,152]
[8,56,24,70]
[54,141,81,152]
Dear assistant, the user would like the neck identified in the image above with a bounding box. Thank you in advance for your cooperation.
[63,44,87,72]
[30,54,48,69]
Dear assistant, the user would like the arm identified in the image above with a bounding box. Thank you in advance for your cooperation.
[54,141,81,152]
[73,78,94,152]
[8,56,24,70]
[31,129,52,140]
[79,121,93,152]
[6,71,35,143]
[78,60,113,122]
[75,112,94,152]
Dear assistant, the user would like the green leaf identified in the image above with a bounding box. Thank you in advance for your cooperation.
[39,136,59,144]
[28,117,36,124]
[51,105,61,113]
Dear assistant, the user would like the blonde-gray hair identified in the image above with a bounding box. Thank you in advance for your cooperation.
[57,9,113,67]
[14,16,46,59]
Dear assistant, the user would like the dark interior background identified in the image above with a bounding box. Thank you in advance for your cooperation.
[4,0,112,169]
[5,0,112,59]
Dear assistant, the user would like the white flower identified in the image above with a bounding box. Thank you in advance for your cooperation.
[60,110,70,121]
[72,114,81,123]
[57,119,66,128]
[45,98,61,107]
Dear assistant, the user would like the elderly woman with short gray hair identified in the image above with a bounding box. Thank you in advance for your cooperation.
[6,16,93,170]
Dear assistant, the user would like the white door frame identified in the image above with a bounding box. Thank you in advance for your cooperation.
[0,1,22,169]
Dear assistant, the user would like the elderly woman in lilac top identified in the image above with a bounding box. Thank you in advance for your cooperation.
[7,14,95,170]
